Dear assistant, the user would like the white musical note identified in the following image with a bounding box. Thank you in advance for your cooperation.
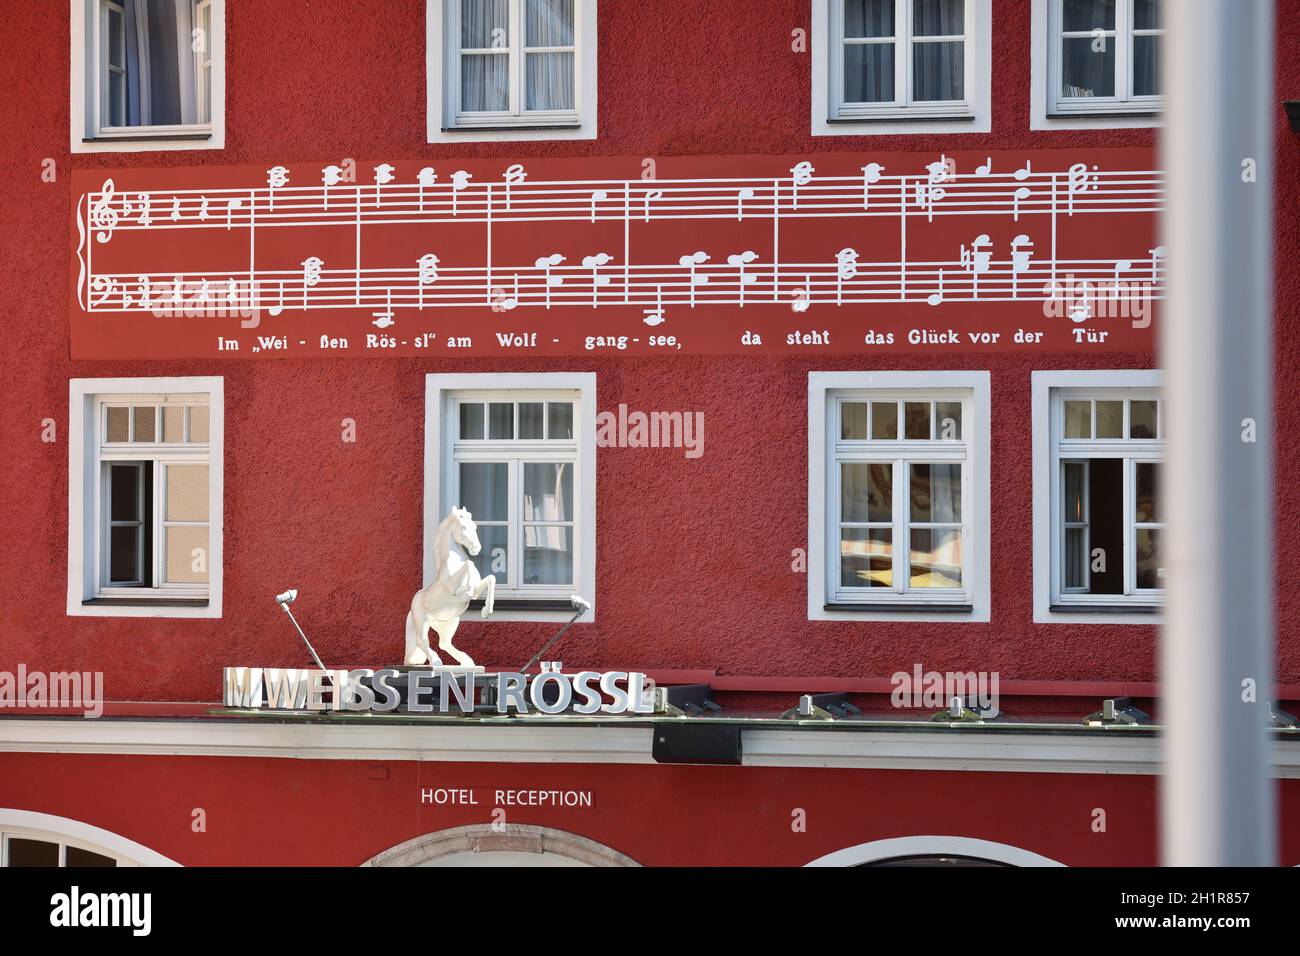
[373,289,395,328]
[1010,234,1034,297]
[90,179,119,243]
[835,248,859,305]
[736,186,755,221]
[321,165,343,209]
[589,190,608,224]
[450,171,472,215]
[417,253,439,309]
[266,280,285,317]
[679,251,710,306]
[643,189,663,222]
[790,162,815,207]
[582,252,614,306]
[373,163,396,206]
[504,164,526,209]
[301,256,323,307]
[417,167,437,211]
[1070,280,1093,322]
[1012,185,1031,221]
[976,157,993,176]
[535,253,565,308]
[493,274,520,312]
[267,165,289,210]
[1111,259,1133,299]
[643,285,665,326]
[791,278,811,313]
[137,275,153,308]
[960,233,993,297]
[1066,162,1098,215]
[136,193,152,228]
[1149,245,1167,283]
[1014,160,1033,181]
[860,163,884,209]
[225,197,243,230]
[726,251,759,306]
[927,270,945,307]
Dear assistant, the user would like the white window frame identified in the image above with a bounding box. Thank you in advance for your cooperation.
[809,371,990,622]
[1030,0,1162,129]
[68,377,224,618]
[1032,369,1163,624]
[427,0,597,143]
[424,373,596,621]
[812,0,991,136]
[70,0,227,153]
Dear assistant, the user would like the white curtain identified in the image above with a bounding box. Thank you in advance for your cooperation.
[460,0,574,113]
[118,0,198,126]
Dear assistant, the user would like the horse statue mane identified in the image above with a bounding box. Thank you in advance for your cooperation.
[404,507,496,668]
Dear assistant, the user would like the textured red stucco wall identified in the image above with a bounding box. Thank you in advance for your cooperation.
[0,0,1296,703]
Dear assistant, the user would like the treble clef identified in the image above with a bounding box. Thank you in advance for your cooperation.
[91,179,119,244]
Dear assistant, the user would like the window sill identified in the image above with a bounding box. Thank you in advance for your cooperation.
[826,112,975,124]
[468,599,575,612]
[83,597,209,608]
[1046,109,1160,119]
[85,132,213,143]
[441,124,583,133]
[824,602,974,613]
[1049,603,1160,614]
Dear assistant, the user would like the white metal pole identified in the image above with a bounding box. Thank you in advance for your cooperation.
[1160,0,1276,865]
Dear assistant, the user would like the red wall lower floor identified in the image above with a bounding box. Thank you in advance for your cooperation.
[10,751,1300,866]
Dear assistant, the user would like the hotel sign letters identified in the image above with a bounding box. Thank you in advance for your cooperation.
[73,149,1161,358]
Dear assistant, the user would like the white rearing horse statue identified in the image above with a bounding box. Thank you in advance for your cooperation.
[404,507,496,667]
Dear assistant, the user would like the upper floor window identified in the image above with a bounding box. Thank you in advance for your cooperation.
[428,0,598,142]
[809,372,990,621]
[1044,0,1162,119]
[1032,371,1163,622]
[814,0,990,135]
[425,374,597,620]
[68,377,224,618]
[71,0,226,152]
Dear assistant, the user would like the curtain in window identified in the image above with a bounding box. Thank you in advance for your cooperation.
[912,0,964,102]
[525,0,574,111]
[116,0,199,126]
[460,0,509,111]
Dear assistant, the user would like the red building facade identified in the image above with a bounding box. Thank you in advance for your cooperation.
[0,0,1298,867]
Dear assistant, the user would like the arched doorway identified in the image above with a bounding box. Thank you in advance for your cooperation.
[362,824,640,867]
[0,809,179,867]
[805,836,1066,867]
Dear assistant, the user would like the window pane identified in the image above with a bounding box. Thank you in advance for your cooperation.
[909,528,962,588]
[524,462,573,521]
[519,402,544,439]
[841,463,892,523]
[526,0,574,46]
[110,464,140,521]
[1064,400,1091,438]
[1096,400,1123,439]
[1129,400,1157,438]
[166,464,209,522]
[462,52,510,111]
[165,525,209,584]
[459,462,507,521]
[871,401,898,439]
[910,463,961,523]
[524,525,573,585]
[488,402,514,439]
[109,525,141,582]
[1062,0,1115,32]
[65,846,116,868]
[934,401,962,440]
[1132,34,1160,96]
[840,528,893,588]
[106,406,130,442]
[844,43,895,102]
[1085,458,1124,595]
[109,71,125,126]
[459,402,485,439]
[469,523,508,581]
[844,0,894,38]
[462,0,508,47]
[188,405,210,443]
[5,838,59,867]
[1136,528,1163,589]
[1134,0,1160,30]
[162,405,185,442]
[1064,526,1086,589]
[841,402,869,440]
[913,41,963,100]
[1062,36,1115,97]
[526,51,575,110]
[913,0,963,36]
[1063,461,1086,523]
[108,8,124,66]
[109,3,203,127]
[547,401,573,439]
[1135,462,1161,523]
[904,401,931,439]
[132,406,156,443]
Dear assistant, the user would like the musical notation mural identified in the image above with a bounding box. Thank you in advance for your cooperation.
[71,149,1161,358]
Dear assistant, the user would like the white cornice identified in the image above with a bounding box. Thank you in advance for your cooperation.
[5,718,1300,777]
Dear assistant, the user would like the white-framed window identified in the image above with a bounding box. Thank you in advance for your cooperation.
[70,0,226,153]
[424,373,596,621]
[1032,370,1163,623]
[1,831,122,868]
[1031,0,1162,129]
[427,0,597,142]
[68,377,223,618]
[812,0,991,135]
[809,372,990,622]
